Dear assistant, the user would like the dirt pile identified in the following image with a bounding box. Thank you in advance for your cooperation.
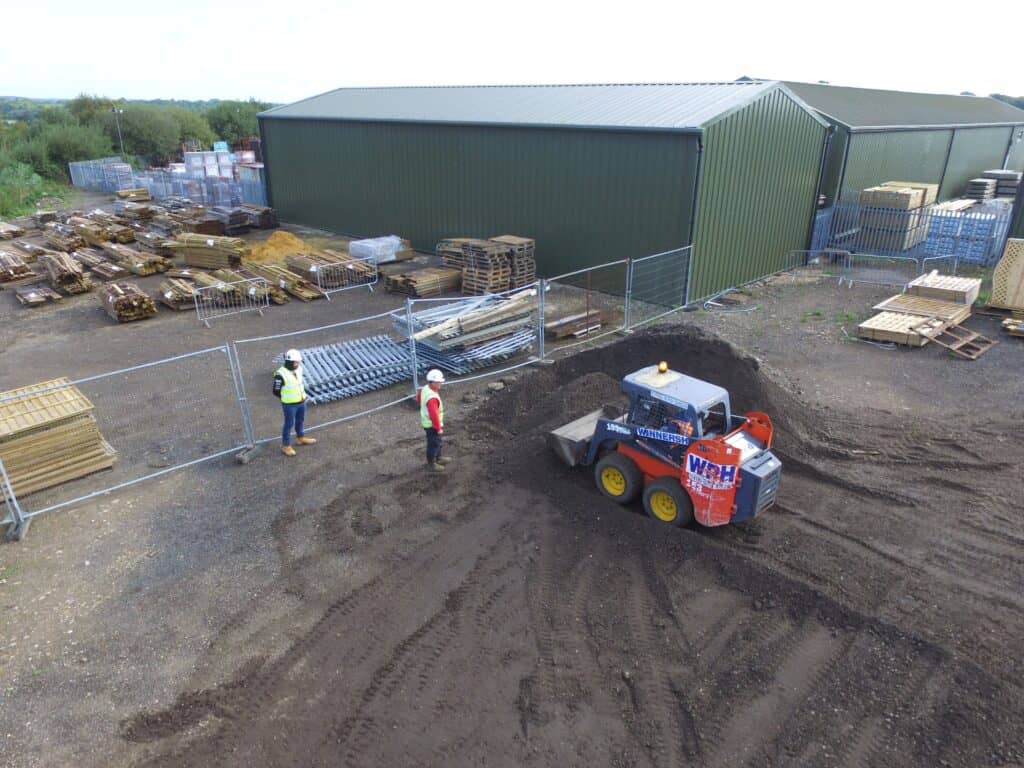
[245,230,309,263]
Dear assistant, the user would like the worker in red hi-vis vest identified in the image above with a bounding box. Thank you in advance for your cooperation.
[417,369,452,472]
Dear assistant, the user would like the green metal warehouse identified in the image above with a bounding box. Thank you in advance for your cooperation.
[783,82,1024,205]
[259,82,828,300]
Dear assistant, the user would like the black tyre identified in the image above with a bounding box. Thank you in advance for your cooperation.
[594,452,642,504]
[642,477,694,527]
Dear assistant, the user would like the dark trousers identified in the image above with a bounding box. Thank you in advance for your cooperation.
[281,401,306,445]
[425,427,442,464]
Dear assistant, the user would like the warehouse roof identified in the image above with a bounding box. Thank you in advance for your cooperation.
[260,81,826,132]
[783,81,1024,130]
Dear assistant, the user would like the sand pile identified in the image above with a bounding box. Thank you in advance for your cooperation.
[246,231,309,263]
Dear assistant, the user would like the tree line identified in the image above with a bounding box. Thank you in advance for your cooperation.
[0,94,273,217]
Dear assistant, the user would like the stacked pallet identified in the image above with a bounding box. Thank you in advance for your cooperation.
[157,278,200,310]
[208,206,250,235]
[437,238,474,268]
[43,224,86,252]
[98,282,157,322]
[491,235,536,289]
[244,263,322,301]
[0,221,25,239]
[14,284,62,306]
[38,251,92,294]
[164,233,248,269]
[384,267,462,297]
[856,183,933,252]
[982,169,1022,200]
[965,178,997,201]
[101,242,170,276]
[71,249,129,281]
[907,271,980,304]
[0,378,116,500]
[238,204,279,229]
[0,250,32,282]
[11,240,46,261]
[115,188,151,201]
[461,239,512,295]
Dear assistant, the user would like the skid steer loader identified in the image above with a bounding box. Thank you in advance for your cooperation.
[547,362,781,527]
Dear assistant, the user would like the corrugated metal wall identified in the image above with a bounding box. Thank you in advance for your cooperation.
[939,126,1014,199]
[689,89,827,299]
[261,118,698,278]
[841,130,952,197]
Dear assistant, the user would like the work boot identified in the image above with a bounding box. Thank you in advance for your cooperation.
[295,436,317,445]
[436,456,452,466]
[427,461,445,473]
[282,445,297,457]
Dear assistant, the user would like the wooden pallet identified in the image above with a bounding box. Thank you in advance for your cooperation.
[873,294,972,324]
[14,284,62,306]
[911,322,996,360]
[857,311,946,346]
[906,272,980,304]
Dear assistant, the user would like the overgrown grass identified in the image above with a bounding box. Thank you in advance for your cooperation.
[0,177,77,219]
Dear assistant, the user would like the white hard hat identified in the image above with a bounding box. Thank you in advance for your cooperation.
[426,369,445,383]
[284,348,302,362]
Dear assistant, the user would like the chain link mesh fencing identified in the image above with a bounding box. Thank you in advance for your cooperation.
[542,260,630,357]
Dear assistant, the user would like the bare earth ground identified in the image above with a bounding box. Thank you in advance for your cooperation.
[2,251,1023,767]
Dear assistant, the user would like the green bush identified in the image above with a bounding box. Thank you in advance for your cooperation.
[205,100,272,145]
[0,163,44,218]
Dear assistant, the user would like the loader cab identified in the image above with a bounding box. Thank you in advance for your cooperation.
[622,365,733,441]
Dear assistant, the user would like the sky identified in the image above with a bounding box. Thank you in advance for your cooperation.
[2,0,1022,103]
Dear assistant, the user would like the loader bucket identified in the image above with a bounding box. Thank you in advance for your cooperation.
[547,406,618,467]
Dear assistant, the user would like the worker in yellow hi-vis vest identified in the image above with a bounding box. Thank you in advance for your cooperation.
[273,349,317,457]
[416,369,452,472]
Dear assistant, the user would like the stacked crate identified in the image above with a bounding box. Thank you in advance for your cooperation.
[983,169,1022,201]
[855,183,935,252]
[461,239,512,295]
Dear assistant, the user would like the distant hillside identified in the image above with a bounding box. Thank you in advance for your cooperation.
[0,96,244,122]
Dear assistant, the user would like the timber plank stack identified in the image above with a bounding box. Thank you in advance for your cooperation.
[115,188,151,201]
[85,212,135,243]
[101,242,170,276]
[0,378,116,500]
[12,240,46,261]
[66,216,111,247]
[238,204,279,229]
[164,233,247,269]
[384,267,462,297]
[491,235,537,289]
[210,268,279,303]
[461,239,512,295]
[856,183,934,252]
[44,224,86,252]
[98,282,157,322]
[157,278,199,310]
[544,309,604,339]
[38,251,92,294]
[0,221,25,240]
[14,284,62,306]
[72,249,128,281]
[192,271,241,302]
[0,250,32,282]
[235,268,289,304]
[241,263,321,301]
[208,206,250,235]
[285,249,377,289]
[113,201,156,220]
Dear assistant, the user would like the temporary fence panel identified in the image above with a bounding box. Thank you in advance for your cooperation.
[625,246,691,330]
[820,198,1014,268]
[397,285,542,393]
[543,260,630,357]
[193,277,270,327]
[0,347,248,538]
[837,254,921,289]
[232,310,407,446]
[69,158,268,206]
[315,256,378,300]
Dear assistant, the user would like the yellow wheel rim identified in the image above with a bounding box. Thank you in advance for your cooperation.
[601,467,627,497]
[650,491,678,522]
